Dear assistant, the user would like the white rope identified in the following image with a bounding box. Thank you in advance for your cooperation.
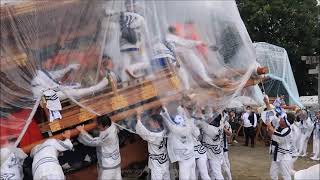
[58,87,102,116]
[57,87,212,140]
[14,95,42,147]
[58,86,145,135]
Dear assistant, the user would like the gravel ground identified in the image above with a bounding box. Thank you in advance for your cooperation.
[67,137,319,180]
[229,138,318,180]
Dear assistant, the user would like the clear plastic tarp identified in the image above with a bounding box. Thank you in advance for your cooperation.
[253,42,302,107]
[0,0,257,156]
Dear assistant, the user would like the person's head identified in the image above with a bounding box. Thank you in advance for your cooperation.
[246,106,252,112]
[125,0,142,13]
[102,55,113,70]
[147,114,163,129]
[316,111,320,119]
[286,112,295,125]
[229,111,235,117]
[96,115,112,131]
[279,115,289,128]
[166,101,179,116]
[280,95,285,100]
[181,94,192,107]
[168,26,177,35]
[296,109,307,121]
[209,114,222,127]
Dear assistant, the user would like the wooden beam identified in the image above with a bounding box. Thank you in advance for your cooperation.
[22,94,182,153]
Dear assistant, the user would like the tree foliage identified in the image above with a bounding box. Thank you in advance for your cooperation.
[237,0,319,95]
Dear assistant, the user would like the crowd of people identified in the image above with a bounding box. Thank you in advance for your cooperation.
[1,96,232,180]
[2,93,319,180]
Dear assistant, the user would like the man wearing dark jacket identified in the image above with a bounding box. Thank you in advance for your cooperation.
[241,106,257,147]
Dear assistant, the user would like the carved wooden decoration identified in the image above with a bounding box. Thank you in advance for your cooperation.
[49,120,61,132]
[111,95,128,110]
[141,84,157,100]
[170,75,181,90]
[79,108,96,122]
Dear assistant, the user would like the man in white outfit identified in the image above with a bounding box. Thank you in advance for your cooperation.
[135,109,170,180]
[267,115,292,180]
[119,0,149,81]
[165,26,213,90]
[221,116,233,180]
[199,112,225,180]
[77,115,121,180]
[151,41,178,71]
[31,130,73,180]
[311,111,320,160]
[189,105,211,180]
[31,64,110,101]
[286,113,299,175]
[160,102,196,180]
[296,110,314,157]
[1,138,27,180]
[241,106,257,147]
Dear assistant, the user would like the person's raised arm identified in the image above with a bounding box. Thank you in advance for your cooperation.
[48,64,80,80]
[135,108,160,141]
[49,130,73,152]
[160,106,189,136]
[167,34,204,48]
[77,125,106,147]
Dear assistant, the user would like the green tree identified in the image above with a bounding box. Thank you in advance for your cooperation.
[236,0,319,96]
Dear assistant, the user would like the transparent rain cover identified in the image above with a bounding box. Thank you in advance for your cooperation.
[0,0,257,157]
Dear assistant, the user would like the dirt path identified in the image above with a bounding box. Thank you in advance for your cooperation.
[67,138,319,180]
[229,139,318,180]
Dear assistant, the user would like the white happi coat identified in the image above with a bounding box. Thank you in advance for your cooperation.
[199,121,223,159]
[78,123,121,170]
[1,146,27,180]
[199,119,225,180]
[43,89,62,122]
[299,117,314,137]
[191,117,207,159]
[298,117,314,154]
[312,118,320,158]
[289,122,300,156]
[269,127,293,180]
[120,11,145,51]
[166,33,215,88]
[152,42,176,62]
[270,127,292,162]
[291,122,302,153]
[135,120,169,177]
[31,139,73,180]
[160,106,194,162]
